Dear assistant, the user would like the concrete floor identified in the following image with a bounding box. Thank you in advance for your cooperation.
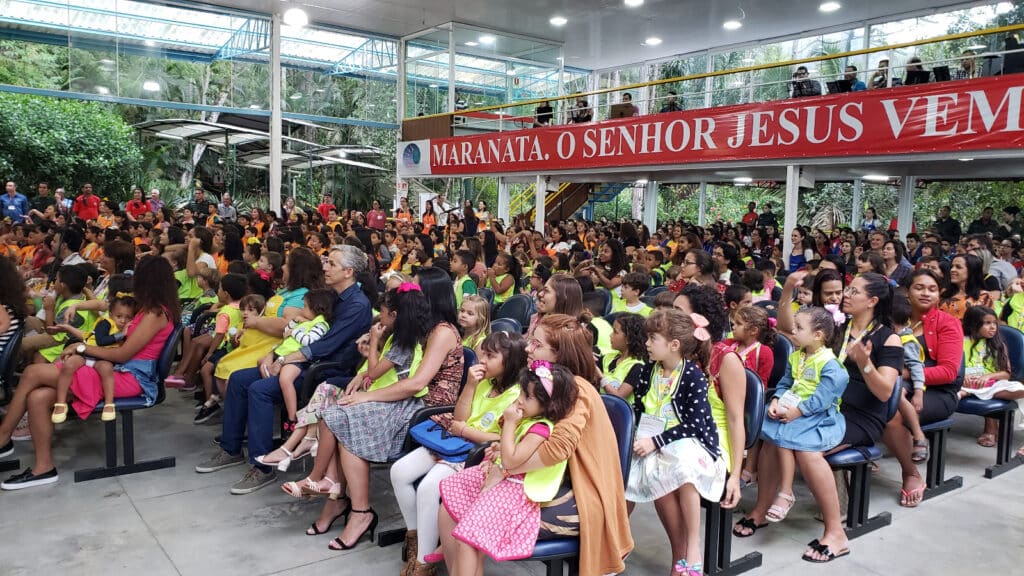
[1,391,1022,576]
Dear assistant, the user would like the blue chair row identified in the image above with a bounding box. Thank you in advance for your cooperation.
[74,323,184,482]
[494,294,535,333]
[490,317,522,335]
[0,328,24,474]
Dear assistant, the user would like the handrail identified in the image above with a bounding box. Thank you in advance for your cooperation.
[411,22,1024,122]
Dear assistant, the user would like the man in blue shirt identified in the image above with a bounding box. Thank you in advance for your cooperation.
[3,181,31,222]
[845,66,868,92]
[196,244,372,495]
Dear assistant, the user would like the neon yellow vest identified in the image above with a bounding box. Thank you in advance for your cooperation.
[454,275,476,309]
[465,379,521,434]
[600,352,643,404]
[175,269,203,300]
[963,337,997,377]
[85,314,119,346]
[641,362,683,429]
[216,305,244,351]
[590,316,613,356]
[367,335,426,396]
[488,273,514,304]
[274,315,328,357]
[787,347,836,402]
[39,296,96,363]
[611,299,652,317]
[511,417,566,503]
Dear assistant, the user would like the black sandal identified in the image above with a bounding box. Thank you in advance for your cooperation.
[912,439,929,462]
[732,516,768,538]
[802,540,850,563]
[306,496,351,536]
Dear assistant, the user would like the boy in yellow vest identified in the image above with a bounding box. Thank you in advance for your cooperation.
[193,273,248,424]
[612,271,652,317]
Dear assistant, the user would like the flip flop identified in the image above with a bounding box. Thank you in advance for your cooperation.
[732,516,769,538]
[911,439,929,462]
[899,484,925,508]
[977,433,996,447]
[802,540,850,563]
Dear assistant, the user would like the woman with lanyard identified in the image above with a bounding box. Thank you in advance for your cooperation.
[741,270,901,561]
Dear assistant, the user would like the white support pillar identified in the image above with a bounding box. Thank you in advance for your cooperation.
[697,182,708,226]
[783,165,801,268]
[851,178,863,230]
[497,177,510,225]
[447,25,456,113]
[269,13,282,215]
[897,177,916,240]
[534,175,546,232]
[642,181,658,231]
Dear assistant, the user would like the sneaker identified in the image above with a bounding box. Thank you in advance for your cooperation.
[230,466,276,495]
[0,440,13,459]
[193,402,221,425]
[1,467,58,490]
[194,399,205,411]
[11,415,30,442]
[195,450,245,473]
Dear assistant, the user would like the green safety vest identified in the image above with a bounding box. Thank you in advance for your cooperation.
[454,275,477,309]
[611,299,652,317]
[600,352,643,404]
[487,273,514,304]
[368,335,426,396]
[1003,293,1024,332]
[787,347,837,403]
[216,305,245,351]
[641,361,684,430]
[505,417,565,503]
[175,269,203,300]
[963,337,997,377]
[590,316,613,356]
[465,379,521,433]
[39,296,97,363]
[274,315,327,356]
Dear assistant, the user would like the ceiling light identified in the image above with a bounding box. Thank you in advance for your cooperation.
[283,7,308,28]
[550,16,568,26]
[479,35,496,45]
[289,93,302,100]
[645,37,663,46]
[624,0,644,6]
[958,158,974,162]
[966,44,988,51]
[464,41,478,47]
[144,39,156,47]
[506,67,517,76]
[142,80,160,92]
[742,57,755,64]
[635,179,649,185]
[248,104,261,109]
[863,174,890,182]
[819,1,841,13]
[95,86,110,95]
[723,20,743,30]
[733,177,753,184]
[428,83,439,88]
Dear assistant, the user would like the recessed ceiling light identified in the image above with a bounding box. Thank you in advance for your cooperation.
[464,41,478,47]
[645,37,663,46]
[479,35,496,45]
[506,67,517,76]
[289,93,302,99]
[95,86,110,95]
[742,57,755,64]
[863,174,890,182]
[428,83,439,88]
[248,104,261,109]
[635,179,649,185]
[283,7,308,28]
[142,80,160,92]
[958,158,975,162]
[723,20,743,30]
[550,16,568,26]
[624,0,644,7]
[819,1,841,13]
[144,39,156,47]
[733,177,753,184]
[966,44,987,51]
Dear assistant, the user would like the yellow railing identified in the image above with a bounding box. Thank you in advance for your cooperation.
[510,181,571,215]
[411,22,1024,122]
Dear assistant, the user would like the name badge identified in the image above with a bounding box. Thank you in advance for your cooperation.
[7,205,14,211]
[638,413,666,439]
[479,412,495,429]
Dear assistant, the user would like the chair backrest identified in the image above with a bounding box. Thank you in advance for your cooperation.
[155,324,185,405]
[743,369,766,450]
[490,317,522,335]
[644,285,668,298]
[460,347,477,394]
[639,295,656,307]
[603,312,624,326]
[595,289,612,316]
[0,327,24,386]
[601,394,635,484]
[771,286,783,301]
[478,287,494,305]
[998,325,1024,381]
[495,294,535,329]
[768,333,792,388]
[885,375,902,421]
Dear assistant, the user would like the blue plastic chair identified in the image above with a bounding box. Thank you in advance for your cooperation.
[490,317,522,335]
[520,394,634,576]
[0,328,23,473]
[767,333,793,389]
[74,323,183,482]
[477,287,495,306]
[702,369,765,575]
[957,325,1024,478]
[824,378,902,538]
[494,294,535,332]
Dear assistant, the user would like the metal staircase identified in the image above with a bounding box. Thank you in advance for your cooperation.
[510,181,633,221]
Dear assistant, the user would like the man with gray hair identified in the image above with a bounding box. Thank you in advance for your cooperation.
[196,244,372,494]
[218,193,237,222]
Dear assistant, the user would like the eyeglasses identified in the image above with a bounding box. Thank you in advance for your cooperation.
[844,286,862,296]
[527,338,550,350]
[683,260,698,266]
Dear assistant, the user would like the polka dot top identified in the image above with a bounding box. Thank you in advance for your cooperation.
[633,359,721,458]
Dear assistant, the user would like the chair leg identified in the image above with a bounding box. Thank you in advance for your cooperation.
[75,411,176,482]
[545,559,565,576]
[986,410,1024,479]
[377,527,407,549]
[842,463,891,540]
[0,459,19,472]
[923,427,962,500]
[703,500,762,576]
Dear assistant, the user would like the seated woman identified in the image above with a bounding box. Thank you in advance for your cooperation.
[292,267,464,550]
[939,253,992,321]
[0,255,179,489]
[390,331,528,575]
[885,269,963,507]
[439,314,634,576]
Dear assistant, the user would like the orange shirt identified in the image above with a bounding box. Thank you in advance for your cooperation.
[422,213,436,234]
[96,214,115,229]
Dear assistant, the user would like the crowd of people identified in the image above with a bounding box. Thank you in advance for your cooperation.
[0,180,1022,574]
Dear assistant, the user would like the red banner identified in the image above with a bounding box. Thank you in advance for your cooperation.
[397,74,1024,177]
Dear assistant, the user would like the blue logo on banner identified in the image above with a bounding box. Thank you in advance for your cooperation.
[403,143,422,168]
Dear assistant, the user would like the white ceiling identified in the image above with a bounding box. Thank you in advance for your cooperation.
[203,0,968,69]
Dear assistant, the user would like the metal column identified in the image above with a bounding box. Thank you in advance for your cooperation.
[497,177,510,225]
[851,178,863,230]
[534,175,546,232]
[697,182,708,227]
[783,165,801,267]
[642,181,659,231]
[269,13,282,215]
[897,177,916,240]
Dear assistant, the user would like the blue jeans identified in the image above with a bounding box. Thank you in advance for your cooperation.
[220,366,305,473]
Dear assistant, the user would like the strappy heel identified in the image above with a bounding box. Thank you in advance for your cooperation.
[306,496,351,536]
[328,508,378,550]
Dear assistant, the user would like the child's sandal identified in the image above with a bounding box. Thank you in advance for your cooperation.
[51,403,69,424]
[101,404,117,422]
[766,492,796,522]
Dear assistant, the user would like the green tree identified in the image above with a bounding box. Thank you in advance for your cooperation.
[0,93,142,199]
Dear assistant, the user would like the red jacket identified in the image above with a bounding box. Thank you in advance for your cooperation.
[919,306,964,387]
